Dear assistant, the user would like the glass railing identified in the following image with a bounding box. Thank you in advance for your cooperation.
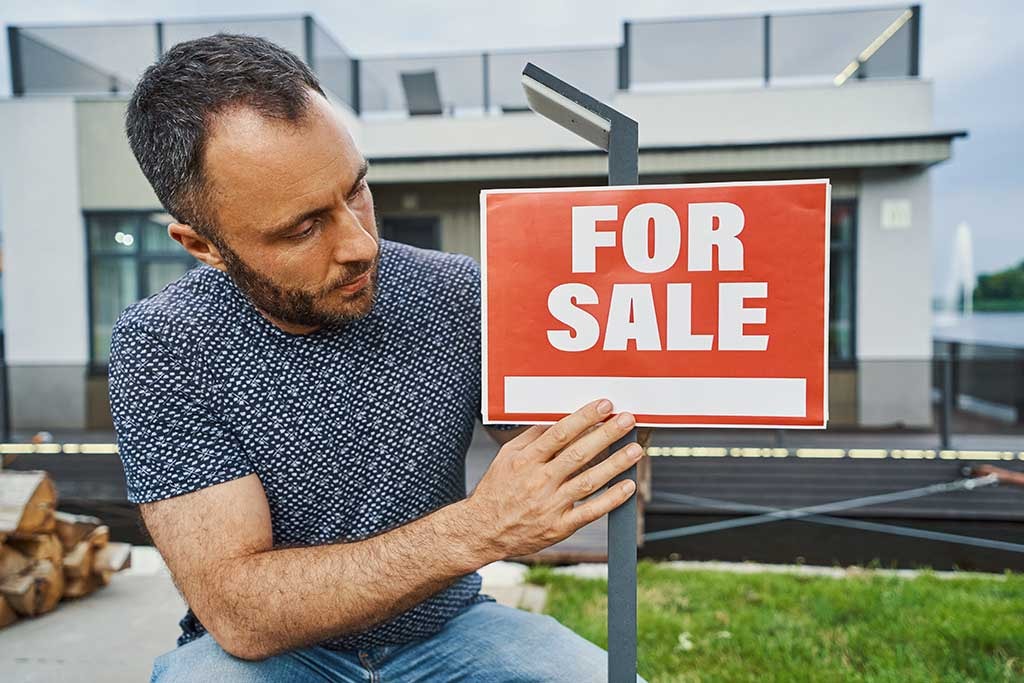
[310,20,355,111]
[359,52,487,116]
[12,23,157,95]
[8,16,358,112]
[768,6,916,84]
[9,5,920,115]
[629,15,766,89]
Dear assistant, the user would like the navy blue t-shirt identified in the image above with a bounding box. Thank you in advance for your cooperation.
[108,240,508,651]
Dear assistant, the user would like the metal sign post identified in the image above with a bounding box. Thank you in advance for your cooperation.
[521,62,639,683]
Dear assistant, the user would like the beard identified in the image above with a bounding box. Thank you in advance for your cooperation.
[217,238,381,330]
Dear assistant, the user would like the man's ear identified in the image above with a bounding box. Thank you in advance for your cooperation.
[168,222,227,271]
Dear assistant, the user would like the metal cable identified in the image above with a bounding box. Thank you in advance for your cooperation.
[643,475,1024,554]
[648,486,1024,553]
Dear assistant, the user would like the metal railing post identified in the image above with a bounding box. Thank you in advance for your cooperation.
[350,58,361,115]
[155,21,164,58]
[8,27,24,97]
[303,15,315,72]
[482,52,491,114]
[618,21,631,91]
[940,342,954,449]
[909,5,921,77]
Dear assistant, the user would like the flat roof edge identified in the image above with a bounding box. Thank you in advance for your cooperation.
[368,130,968,164]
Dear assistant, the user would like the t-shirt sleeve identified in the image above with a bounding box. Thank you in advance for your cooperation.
[108,320,254,504]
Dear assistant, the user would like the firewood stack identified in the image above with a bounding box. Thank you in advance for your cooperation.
[0,470,131,629]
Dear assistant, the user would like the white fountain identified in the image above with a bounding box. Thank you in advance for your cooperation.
[945,221,975,317]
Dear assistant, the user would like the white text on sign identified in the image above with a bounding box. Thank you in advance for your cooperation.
[547,202,770,352]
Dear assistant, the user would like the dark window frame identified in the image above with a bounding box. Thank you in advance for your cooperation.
[829,198,857,367]
[379,214,442,251]
[85,209,196,371]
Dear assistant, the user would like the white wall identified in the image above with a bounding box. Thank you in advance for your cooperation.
[0,97,88,428]
[75,95,364,210]
[618,78,934,148]
[856,168,933,427]
[0,98,88,364]
[77,100,159,210]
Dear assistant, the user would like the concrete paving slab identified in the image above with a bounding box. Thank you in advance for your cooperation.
[0,572,185,682]
[0,551,545,682]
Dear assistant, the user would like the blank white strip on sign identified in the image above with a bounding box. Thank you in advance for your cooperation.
[504,377,806,417]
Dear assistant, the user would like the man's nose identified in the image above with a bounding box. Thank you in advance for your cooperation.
[330,206,378,264]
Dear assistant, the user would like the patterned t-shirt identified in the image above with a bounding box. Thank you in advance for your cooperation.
[108,240,508,651]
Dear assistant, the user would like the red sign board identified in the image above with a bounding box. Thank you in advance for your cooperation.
[481,180,831,428]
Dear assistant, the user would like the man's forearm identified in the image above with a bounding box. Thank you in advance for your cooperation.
[202,498,494,659]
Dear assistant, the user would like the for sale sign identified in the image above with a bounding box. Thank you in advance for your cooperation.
[480,180,830,428]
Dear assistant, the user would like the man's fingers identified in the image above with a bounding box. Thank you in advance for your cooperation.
[560,442,643,502]
[546,411,635,479]
[502,425,547,450]
[564,479,637,530]
[525,399,613,462]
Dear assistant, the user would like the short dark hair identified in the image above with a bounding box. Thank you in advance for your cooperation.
[125,33,327,239]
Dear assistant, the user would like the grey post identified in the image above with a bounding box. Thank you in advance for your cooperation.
[940,340,959,450]
[521,63,639,682]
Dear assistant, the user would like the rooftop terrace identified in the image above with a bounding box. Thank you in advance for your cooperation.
[8,5,921,118]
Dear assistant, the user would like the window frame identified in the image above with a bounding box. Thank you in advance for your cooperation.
[85,209,196,371]
[829,198,857,368]
[379,214,442,251]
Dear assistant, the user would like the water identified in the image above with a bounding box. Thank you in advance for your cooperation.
[933,311,1024,349]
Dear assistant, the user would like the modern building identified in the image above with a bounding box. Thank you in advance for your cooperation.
[0,6,965,432]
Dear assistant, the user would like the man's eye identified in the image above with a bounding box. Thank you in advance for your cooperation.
[292,219,321,239]
[350,180,368,200]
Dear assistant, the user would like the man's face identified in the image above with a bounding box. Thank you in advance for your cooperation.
[200,91,379,331]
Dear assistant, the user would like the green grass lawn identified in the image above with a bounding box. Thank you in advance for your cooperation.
[526,562,1024,683]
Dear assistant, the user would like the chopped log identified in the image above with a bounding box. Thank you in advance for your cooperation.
[92,542,131,585]
[0,572,35,615]
[8,533,63,566]
[0,471,57,537]
[62,573,101,600]
[62,540,95,579]
[33,560,63,614]
[54,511,101,552]
[0,594,16,628]
[87,525,110,549]
[0,544,31,578]
[0,559,63,616]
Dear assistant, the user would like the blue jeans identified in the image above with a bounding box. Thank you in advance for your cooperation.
[151,601,646,682]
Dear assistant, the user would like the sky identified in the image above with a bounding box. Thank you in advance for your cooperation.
[0,0,1021,294]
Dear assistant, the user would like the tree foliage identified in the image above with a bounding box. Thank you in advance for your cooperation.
[975,260,1024,303]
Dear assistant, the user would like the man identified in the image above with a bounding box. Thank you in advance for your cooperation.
[110,34,646,681]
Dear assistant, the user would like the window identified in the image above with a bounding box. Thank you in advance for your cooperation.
[380,216,441,250]
[86,212,197,365]
[830,200,856,362]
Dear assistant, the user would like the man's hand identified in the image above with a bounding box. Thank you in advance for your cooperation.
[466,399,642,560]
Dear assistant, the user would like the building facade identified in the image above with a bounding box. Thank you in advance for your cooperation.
[0,7,964,431]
